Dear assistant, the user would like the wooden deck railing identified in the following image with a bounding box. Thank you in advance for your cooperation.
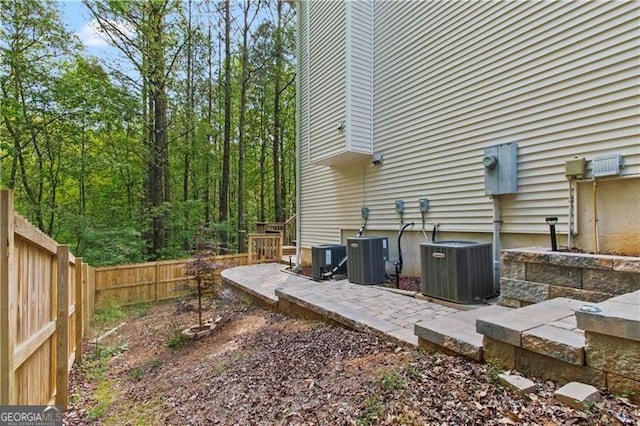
[255,214,296,247]
[247,233,283,264]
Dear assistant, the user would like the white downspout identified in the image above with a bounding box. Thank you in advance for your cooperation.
[293,1,302,271]
[492,196,501,293]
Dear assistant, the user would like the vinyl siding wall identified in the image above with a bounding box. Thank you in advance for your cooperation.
[298,1,640,250]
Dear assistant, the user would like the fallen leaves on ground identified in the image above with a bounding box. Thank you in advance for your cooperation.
[65,291,639,425]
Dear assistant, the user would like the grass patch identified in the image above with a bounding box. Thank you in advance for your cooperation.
[358,397,384,426]
[87,379,116,421]
[403,363,421,381]
[93,303,126,325]
[127,302,151,318]
[380,370,405,391]
[82,340,127,381]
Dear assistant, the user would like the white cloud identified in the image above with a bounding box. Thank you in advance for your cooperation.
[75,18,135,48]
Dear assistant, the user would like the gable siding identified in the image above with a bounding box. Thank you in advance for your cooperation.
[299,1,640,247]
[346,0,374,154]
[307,1,347,164]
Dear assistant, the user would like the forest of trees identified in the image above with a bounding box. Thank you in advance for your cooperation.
[0,0,297,265]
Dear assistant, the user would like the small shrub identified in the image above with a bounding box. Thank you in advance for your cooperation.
[168,327,187,349]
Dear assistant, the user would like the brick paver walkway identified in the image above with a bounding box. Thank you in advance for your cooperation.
[221,263,460,345]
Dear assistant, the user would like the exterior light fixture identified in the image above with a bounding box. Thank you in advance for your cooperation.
[545,217,558,251]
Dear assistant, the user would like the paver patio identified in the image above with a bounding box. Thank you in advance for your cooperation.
[221,263,465,345]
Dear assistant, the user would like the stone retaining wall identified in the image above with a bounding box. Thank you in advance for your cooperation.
[499,247,640,308]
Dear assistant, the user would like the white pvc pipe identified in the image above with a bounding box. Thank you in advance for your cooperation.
[293,5,302,271]
[492,196,501,293]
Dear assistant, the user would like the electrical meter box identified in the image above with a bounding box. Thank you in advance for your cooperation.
[483,142,518,195]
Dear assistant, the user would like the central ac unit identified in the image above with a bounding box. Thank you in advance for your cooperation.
[347,237,389,285]
[420,241,493,304]
[312,244,347,280]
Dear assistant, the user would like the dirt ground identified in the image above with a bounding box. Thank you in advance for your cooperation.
[65,290,639,425]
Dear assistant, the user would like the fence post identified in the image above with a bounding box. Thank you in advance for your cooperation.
[247,235,254,265]
[0,190,16,404]
[155,262,160,302]
[56,245,69,410]
[75,258,83,363]
[82,263,89,334]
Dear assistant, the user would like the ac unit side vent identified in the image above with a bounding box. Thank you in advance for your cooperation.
[420,241,494,304]
[347,237,389,285]
[312,245,347,280]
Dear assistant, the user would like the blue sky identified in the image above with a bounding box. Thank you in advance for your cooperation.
[59,0,125,59]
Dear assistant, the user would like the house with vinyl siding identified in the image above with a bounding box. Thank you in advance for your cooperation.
[295,0,640,278]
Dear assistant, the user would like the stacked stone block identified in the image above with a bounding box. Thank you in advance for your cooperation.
[500,247,640,308]
[575,291,640,400]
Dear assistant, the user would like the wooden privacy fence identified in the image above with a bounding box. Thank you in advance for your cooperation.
[0,189,283,408]
[94,254,248,309]
[0,190,95,409]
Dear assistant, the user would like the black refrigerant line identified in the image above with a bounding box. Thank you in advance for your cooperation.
[322,218,367,279]
[388,222,414,288]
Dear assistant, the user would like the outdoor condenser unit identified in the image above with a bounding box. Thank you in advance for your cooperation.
[311,244,347,280]
[420,241,493,304]
[347,237,389,285]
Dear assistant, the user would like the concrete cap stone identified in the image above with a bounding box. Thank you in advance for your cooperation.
[498,373,537,395]
[555,382,601,411]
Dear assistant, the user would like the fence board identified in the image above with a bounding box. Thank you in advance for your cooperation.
[1,190,90,409]
[94,254,248,308]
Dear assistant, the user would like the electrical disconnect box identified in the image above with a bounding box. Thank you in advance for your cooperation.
[395,200,404,213]
[483,142,518,195]
[361,207,369,219]
[419,198,429,212]
[565,157,586,178]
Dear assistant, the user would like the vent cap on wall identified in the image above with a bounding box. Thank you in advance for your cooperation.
[592,154,622,177]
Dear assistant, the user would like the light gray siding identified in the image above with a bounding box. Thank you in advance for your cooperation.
[299,1,640,247]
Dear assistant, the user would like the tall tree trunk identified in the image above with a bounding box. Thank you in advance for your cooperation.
[237,0,253,253]
[272,0,284,223]
[204,17,213,227]
[219,0,231,247]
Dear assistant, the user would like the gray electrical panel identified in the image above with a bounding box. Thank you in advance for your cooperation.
[483,142,518,195]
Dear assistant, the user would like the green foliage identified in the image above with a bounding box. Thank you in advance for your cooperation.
[1,0,297,263]
[93,303,126,325]
[379,370,406,392]
[403,363,422,381]
[485,358,504,380]
[358,397,384,426]
[168,327,187,350]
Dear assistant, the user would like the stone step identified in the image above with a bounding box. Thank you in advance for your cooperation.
[477,297,587,365]
[414,305,512,361]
